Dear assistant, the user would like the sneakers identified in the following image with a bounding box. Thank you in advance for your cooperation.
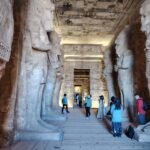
[113,133,121,137]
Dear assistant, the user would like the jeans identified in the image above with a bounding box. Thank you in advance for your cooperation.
[85,107,90,117]
[138,114,146,125]
[112,122,122,135]
[62,104,69,113]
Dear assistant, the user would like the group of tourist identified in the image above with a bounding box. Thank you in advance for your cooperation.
[61,92,148,138]
[109,94,148,137]
[74,93,83,108]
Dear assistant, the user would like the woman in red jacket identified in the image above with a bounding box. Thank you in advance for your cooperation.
[135,94,146,125]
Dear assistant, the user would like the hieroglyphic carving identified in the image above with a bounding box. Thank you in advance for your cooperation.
[0,0,14,79]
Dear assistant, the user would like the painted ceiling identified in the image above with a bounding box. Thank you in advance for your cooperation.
[54,0,142,46]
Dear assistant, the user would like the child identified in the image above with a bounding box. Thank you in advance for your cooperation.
[111,98,123,137]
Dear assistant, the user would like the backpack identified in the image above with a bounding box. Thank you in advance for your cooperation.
[143,101,148,111]
[62,98,64,104]
[125,125,135,139]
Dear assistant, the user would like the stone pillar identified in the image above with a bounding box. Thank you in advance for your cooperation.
[140,0,150,94]
[115,26,134,121]
[104,50,116,101]
[15,0,62,141]
[42,30,65,121]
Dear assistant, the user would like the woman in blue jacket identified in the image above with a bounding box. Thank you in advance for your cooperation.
[111,98,123,137]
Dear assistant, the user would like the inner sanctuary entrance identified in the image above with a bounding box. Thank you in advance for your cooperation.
[74,69,90,98]
[59,45,106,108]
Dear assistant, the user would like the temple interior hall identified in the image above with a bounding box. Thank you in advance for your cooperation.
[1,0,150,149]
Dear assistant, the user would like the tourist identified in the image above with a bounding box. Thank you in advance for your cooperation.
[135,94,146,125]
[84,95,92,119]
[111,98,123,137]
[78,94,82,108]
[107,96,116,117]
[62,93,70,114]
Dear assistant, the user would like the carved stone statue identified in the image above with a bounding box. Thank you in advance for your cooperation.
[42,31,66,121]
[0,0,14,79]
[133,0,150,142]
[115,26,134,120]
[140,0,150,94]
[16,0,62,141]
[104,49,116,101]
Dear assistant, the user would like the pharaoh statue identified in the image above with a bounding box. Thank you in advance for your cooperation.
[104,49,116,101]
[42,31,66,121]
[140,0,150,94]
[0,0,14,79]
[133,0,150,142]
[115,26,134,120]
[15,0,62,141]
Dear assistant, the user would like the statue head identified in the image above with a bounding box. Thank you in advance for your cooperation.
[140,0,150,34]
[115,25,130,57]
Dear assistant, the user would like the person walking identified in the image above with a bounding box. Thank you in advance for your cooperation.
[111,98,123,137]
[84,95,92,119]
[62,93,70,114]
[135,94,146,125]
[78,94,82,108]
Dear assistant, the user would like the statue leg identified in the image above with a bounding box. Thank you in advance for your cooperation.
[42,67,66,121]
[15,67,62,141]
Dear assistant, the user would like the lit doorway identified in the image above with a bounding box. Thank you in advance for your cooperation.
[74,69,90,102]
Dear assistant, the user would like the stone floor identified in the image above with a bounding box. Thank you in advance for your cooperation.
[1,107,150,150]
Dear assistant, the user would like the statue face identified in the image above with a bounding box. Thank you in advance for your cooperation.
[140,1,150,33]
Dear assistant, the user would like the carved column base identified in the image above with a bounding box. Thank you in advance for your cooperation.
[14,130,63,141]
[122,109,130,122]
[42,108,66,121]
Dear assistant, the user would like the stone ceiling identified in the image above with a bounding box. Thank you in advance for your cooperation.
[54,0,143,46]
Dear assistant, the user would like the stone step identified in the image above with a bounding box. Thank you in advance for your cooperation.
[59,144,150,150]
[63,128,110,134]
[62,139,148,146]
[64,134,131,140]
